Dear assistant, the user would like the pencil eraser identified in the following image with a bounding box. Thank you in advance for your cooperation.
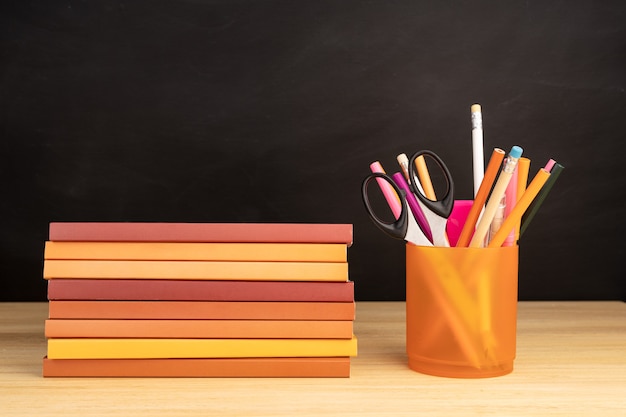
[471,104,481,113]
[509,146,523,159]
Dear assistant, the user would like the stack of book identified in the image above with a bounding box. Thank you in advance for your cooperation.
[42,222,357,377]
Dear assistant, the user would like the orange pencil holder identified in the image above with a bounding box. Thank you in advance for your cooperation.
[405,244,518,378]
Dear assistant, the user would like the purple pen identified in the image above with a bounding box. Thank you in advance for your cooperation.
[392,172,433,243]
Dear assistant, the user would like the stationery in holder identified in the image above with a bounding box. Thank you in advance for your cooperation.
[405,244,518,378]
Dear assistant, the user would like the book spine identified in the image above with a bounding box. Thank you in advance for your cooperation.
[44,319,354,339]
[43,260,349,281]
[46,337,358,359]
[49,223,353,245]
[44,242,347,262]
[47,279,355,302]
[48,301,356,320]
[42,357,351,378]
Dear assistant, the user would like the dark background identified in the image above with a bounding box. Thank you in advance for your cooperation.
[2,0,625,301]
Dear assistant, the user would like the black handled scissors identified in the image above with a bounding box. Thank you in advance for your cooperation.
[362,150,455,247]
[407,150,455,246]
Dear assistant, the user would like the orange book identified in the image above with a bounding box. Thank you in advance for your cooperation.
[43,260,349,281]
[42,357,351,377]
[49,222,353,245]
[44,242,347,262]
[48,301,356,320]
[45,319,354,339]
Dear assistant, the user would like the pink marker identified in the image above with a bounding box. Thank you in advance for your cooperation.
[370,161,402,219]
[544,159,556,172]
[502,165,518,246]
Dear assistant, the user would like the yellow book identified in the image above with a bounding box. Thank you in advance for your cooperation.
[47,337,358,359]
[43,260,349,281]
[44,242,348,262]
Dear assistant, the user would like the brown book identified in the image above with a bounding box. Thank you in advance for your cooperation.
[48,301,356,320]
[47,279,355,302]
[42,357,351,377]
[44,319,353,339]
[49,222,353,245]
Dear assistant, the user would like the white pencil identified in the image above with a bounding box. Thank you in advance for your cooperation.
[471,104,484,198]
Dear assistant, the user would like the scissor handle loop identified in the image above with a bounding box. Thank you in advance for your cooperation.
[361,173,408,241]
[408,150,455,218]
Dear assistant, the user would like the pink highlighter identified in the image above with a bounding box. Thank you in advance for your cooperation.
[369,161,402,219]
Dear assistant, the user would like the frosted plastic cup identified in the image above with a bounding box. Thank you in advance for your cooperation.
[406,244,518,378]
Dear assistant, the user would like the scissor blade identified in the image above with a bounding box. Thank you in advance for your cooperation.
[404,210,433,247]
[428,216,450,247]
[417,205,449,247]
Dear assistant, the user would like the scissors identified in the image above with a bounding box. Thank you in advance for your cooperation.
[362,150,455,247]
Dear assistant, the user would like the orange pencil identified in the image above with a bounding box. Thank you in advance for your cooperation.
[514,157,531,242]
[488,168,551,247]
[415,155,437,200]
[456,148,506,247]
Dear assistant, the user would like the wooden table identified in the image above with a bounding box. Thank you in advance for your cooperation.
[1,301,625,416]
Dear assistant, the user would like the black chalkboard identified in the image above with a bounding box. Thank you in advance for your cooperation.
[2,0,625,301]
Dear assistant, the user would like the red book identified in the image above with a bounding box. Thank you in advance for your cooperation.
[42,357,351,378]
[47,279,355,302]
[48,301,356,320]
[49,223,353,245]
